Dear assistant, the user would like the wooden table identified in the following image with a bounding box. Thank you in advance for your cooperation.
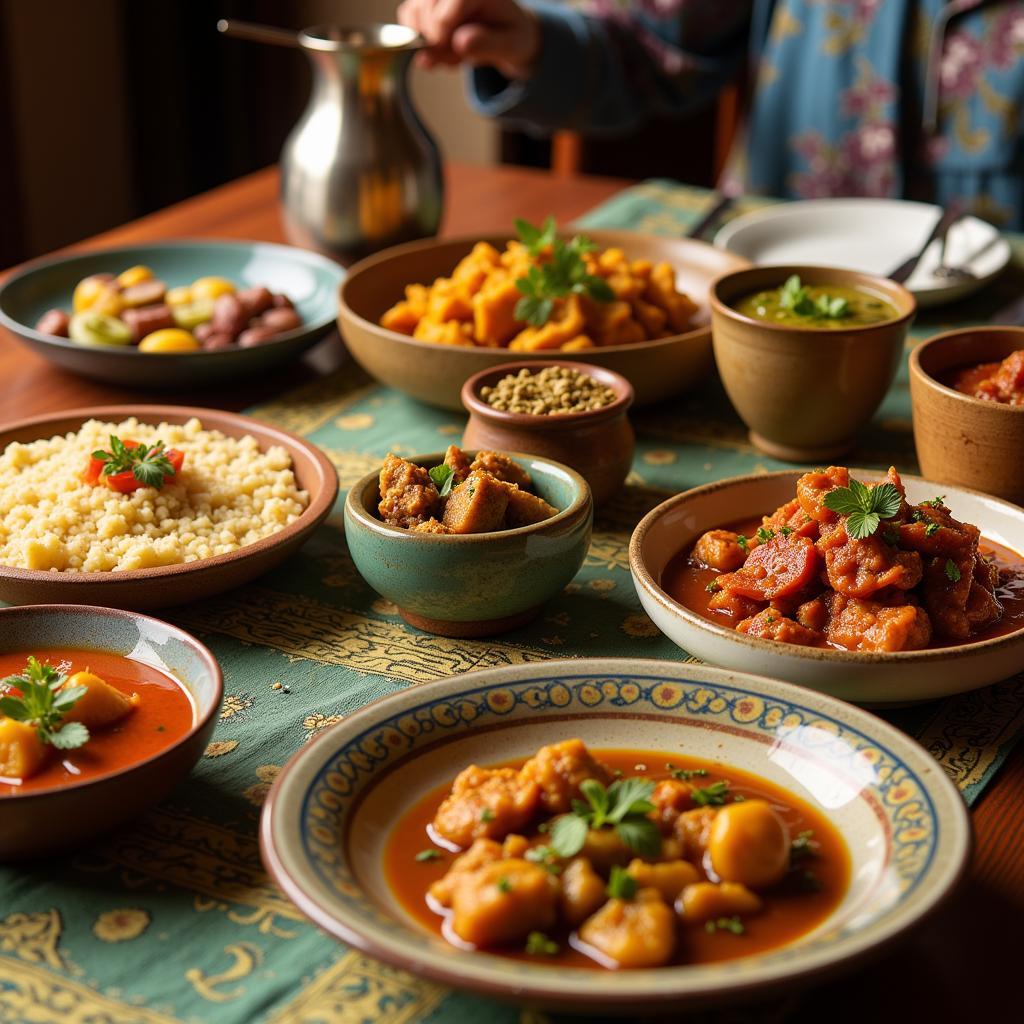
[0,163,1015,1018]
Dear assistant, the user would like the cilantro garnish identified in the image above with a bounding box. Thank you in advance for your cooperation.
[755,526,775,544]
[428,463,456,497]
[945,559,962,583]
[512,219,614,327]
[496,876,512,893]
[778,525,794,537]
[925,522,940,537]
[822,478,903,540]
[549,776,661,859]
[790,829,817,862]
[0,656,89,750]
[705,580,721,594]
[736,534,749,552]
[525,931,559,955]
[525,846,562,874]
[479,808,496,823]
[606,865,637,900]
[92,435,176,489]
[691,780,730,807]
[666,763,708,781]
[705,916,745,935]
[414,849,441,862]
[779,275,850,319]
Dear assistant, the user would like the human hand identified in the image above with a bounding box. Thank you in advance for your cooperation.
[397,0,541,80]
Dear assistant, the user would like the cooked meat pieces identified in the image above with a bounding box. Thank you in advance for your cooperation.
[817,520,923,598]
[378,453,440,528]
[823,593,932,651]
[432,765,540,847]
[501,484,558,527]
[520,738,613,814]
[692,529,747,571]
[470,450,532,488]
[442,471,510,534]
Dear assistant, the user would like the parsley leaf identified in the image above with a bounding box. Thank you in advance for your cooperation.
[428,464,456,497]
[92,435,177,490]
[0,656,90,750]
[512,220,614,327]
[779,275,851,320]
[945,559,962,583]
[496,876,512,893]
[755,526,775,544]
[925,522,940,537]
[822,479,903,540]
[736,534,748,552]
[414,849,441,862]
[606,865,637,900]
[548,776,661,858]
[778,525,794,537]
[666,764,708,781]
[705,916,745,935]
[705,580,721,594]
[691,780,729,806]
[525,931,559,955]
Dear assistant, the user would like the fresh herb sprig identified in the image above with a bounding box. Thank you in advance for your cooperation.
[513,219,615,327]
[428,464,456,497]
[549,776,661,859]
[606,865,637,900]
[92,435,176,489]
[0,656,89,750]
[705,916,745,935]
[822,478,903,540]
[691,780,730,807]
[525,931,559,955]
[779,275,850,319]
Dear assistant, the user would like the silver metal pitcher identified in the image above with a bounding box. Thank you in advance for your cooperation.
[280,25,444,265]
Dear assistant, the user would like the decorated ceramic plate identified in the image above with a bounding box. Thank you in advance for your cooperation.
[715,199,1009,308]
[261,658,969,1012]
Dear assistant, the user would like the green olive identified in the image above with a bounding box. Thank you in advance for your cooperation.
[68,311,133,347]
[171,299,214,331]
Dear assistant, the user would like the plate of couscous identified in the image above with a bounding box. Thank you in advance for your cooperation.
[0,406,338,609]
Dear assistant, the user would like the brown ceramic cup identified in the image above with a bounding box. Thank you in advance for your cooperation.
[909,326,1024,504]
[710,266,916,462]
[461,360,635,506]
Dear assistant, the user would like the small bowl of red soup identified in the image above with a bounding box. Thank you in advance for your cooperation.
[910,326,1024,505]
[629,465,1024,706]
[710,266,915,462]
[0,604,221,859]
[259,658,969,1012]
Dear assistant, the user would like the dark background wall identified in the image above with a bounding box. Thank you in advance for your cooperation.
[0,0,720,267]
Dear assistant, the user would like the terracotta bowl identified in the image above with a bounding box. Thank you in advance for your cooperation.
[261,657,970,1013]
[337,230,750,410]
[344,451,592,636]
[0,604,222,860]
[710,266,916,462]
[0,405,338,609]
[629,469,1024,706]
[461,360,635,507]
[909,326,1024,504]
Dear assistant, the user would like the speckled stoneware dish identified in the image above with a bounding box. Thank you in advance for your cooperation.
[344,451,591,636]
[0,405,338,610]
[260,658,970,1013]
[710,265,915,462]
[0,240,343,387]
[910,326,1024,505]
[630,470,1024,706]
[461,360,635,507]
[338,230,750,410]
[0,605,222,860]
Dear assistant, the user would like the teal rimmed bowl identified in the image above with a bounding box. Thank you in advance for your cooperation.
[343,451,592,636]
[0,239,344,387]
[260,658,970,1013]
[0,604,222,860]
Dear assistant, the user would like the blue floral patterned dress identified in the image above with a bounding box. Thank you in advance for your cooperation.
[468,1,1024,227]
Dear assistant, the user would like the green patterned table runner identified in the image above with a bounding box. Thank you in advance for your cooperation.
[3,180,1024,1023]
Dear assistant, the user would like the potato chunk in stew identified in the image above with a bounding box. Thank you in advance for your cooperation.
[578,889,676,968]
[520,739,613,814]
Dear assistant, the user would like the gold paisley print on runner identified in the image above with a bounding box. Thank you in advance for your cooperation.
[0,959,180,1024]
[174,588,552,683]
[185,942,263,1003]
[0,910,64,969]
[74,807,303,939]
[268,950,444,1024]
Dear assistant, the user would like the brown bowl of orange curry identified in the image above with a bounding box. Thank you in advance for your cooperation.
[0,604,221,859]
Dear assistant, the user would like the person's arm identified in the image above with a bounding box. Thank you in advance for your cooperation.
[399,0,752,135]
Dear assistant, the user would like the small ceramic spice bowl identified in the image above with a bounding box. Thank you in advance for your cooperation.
[461,360,635,506]
[710,266,915,461]
[909,326,1024,504]
[344,451,592,637]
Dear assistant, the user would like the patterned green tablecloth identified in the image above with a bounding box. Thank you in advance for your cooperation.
[3,181,1024,1024]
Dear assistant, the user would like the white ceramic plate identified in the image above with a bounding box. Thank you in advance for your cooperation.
[630,470,1024,706]
[261,658,969,1013]
[715,199,1010,307]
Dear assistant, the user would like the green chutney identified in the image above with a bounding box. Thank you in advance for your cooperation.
[734,281,898,328]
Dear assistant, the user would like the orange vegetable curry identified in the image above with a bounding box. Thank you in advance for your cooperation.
[0,648,195,794]
[384,741,848,969]
[662,466,1024,652]
[945,349,1024,405]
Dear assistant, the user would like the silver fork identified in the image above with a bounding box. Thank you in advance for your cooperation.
[933,224,977,282]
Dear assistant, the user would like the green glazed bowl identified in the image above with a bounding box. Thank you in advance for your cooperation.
[344,451,592,636]
[0,604,222,860]
[0,240,344,387]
